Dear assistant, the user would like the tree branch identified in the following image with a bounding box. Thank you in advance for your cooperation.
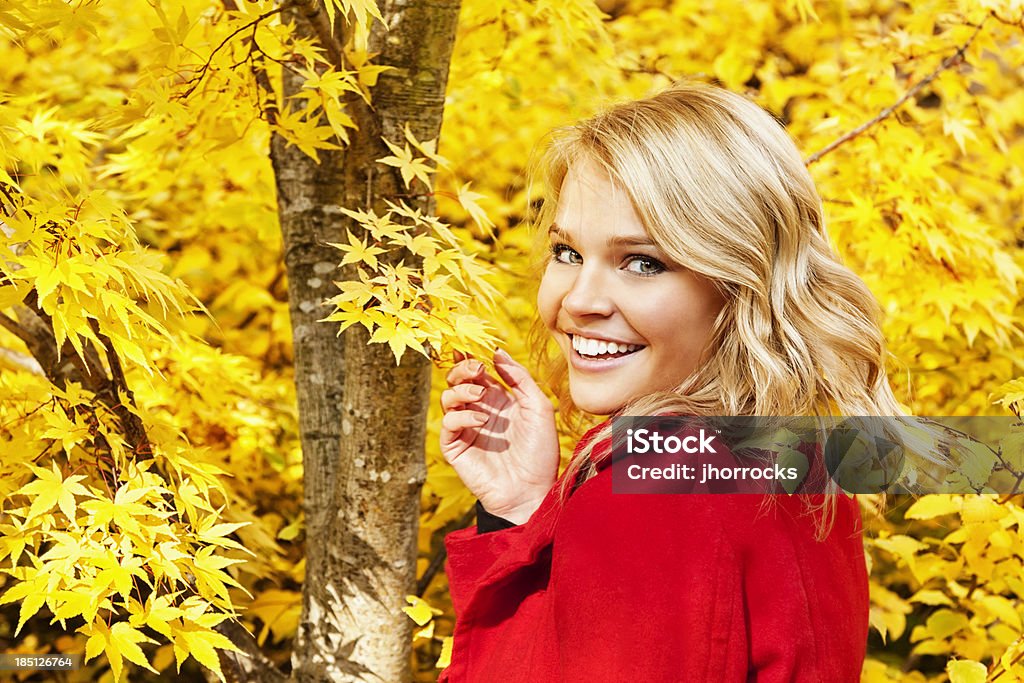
[805,19,987,165]
[0,309,35,348]
[0,345,44,374]
[291,0,345,69]
[215,620,288,683]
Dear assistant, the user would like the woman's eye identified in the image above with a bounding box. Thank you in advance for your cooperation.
[625,255,665,276]
[551,243,582,265]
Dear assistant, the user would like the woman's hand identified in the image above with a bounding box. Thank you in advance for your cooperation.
[440,349,560,525]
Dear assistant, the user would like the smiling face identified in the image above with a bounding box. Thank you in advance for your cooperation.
[537,159,726,416]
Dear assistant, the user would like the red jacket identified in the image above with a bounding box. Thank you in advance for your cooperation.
[440,421,869,682]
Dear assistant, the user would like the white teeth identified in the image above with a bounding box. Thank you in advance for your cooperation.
[571,335,642,357]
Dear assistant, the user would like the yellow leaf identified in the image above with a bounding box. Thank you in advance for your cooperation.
[456,182,495,234]
[247,589,302,646]
[144,593,183,639]
[979,595,1023,630]
[18,461,90,523]
[34,262,61,307]
[942,115,978,154]
[403,122,450,169]
[908,589,953,607]
[368,320,428,365]
[336,0,385,26]
[712,45,755,91]
[172,620,239,682]
[50,588,100,626]
[16,588,46,637]
[436,636,453,669]
[904,495,960,520]
[190,546,247,606]
[401,594,441,626]
[946,659,988,683]
[874,534,926,577]
[924,609,968,640]
[787,0,820,22]
[327,231,386,269]
[83,619,107,664]
[109,621,157,674]
[378,138,435,189]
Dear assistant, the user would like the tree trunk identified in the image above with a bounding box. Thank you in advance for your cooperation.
[272,1,462,681]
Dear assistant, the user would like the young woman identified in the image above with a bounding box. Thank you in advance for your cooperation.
[437,81,892,682]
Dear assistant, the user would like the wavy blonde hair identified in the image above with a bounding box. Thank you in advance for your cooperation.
[527,81,912,526]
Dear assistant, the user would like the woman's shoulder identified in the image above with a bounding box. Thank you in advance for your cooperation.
[558,458,862,556]
[565,415,863,538]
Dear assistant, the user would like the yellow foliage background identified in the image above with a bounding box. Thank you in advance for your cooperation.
[0,0,1023,681]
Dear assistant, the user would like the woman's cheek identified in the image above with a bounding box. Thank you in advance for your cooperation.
[536,268,563,331]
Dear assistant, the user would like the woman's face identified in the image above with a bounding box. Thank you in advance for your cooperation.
[537,159,726,416]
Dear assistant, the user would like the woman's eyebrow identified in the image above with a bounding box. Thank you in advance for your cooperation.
[549,223,657,249]
[548,224,573,242]
[607,234,657,249]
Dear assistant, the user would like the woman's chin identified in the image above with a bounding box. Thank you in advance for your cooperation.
[568,391,625,418]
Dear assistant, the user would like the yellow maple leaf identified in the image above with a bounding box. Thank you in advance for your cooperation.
[38,409,91,458]
[0,568,49,636]
[455,182,495,234]
[247,589,302,646]
[327,230,386,269]
[142,593,183,640]
[83,618,157,681]
[190,546,247,606]
[50,588,104,627]
[403,122,451,169]
[378,138,435,189]
[171,618,239,682]
[369,320,427,364]
[18,461,91,523]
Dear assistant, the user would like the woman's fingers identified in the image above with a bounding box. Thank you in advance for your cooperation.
[445,357,505,394]
[492,348,550,408]
[445,358,483,386]
[440,383,486,412]
[440,409,489,452]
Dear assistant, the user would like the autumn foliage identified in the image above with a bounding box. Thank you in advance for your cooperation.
[1,0,1023,681]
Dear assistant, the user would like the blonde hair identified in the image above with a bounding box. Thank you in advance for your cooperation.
[527,81,910,527]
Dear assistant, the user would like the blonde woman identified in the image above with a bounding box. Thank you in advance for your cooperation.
[438,81,884,682]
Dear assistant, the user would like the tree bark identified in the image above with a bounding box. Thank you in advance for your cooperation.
[273,1,462,681]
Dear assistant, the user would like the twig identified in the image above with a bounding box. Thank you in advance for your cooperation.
[805,19,987,165]
[990,636,1024,680]
[0,182,22,216]
[179,5,287,99]
[416,506,476,596]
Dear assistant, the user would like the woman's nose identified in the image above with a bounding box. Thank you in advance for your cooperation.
[561,265,615,318]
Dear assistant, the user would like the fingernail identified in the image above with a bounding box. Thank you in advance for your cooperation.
[494,348,511,361]
[469,385,484,397]
[470,360,483,373]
